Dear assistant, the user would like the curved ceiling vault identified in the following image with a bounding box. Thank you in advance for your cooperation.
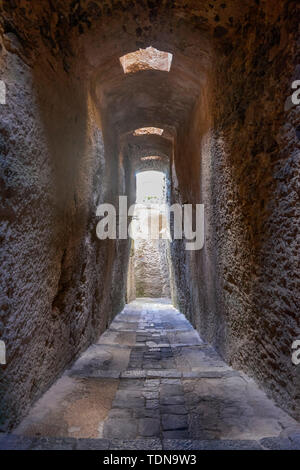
[72,3,221,160]
[0,0,253,169]
[122,132,172,173]
[89,44,211,172]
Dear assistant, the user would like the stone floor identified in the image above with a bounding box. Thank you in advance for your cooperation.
[2,299,300,450]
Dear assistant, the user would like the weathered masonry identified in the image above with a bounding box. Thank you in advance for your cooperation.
[0,1,299,442]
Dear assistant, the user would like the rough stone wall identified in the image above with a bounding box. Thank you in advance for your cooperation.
[0,0,299,428]
[126,240,136,302]
[0,33,126,430]
[129,206,171,299]
[134,237,171,298]
[171,2,300,420]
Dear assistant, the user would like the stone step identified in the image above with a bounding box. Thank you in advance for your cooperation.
[1,434,299,450]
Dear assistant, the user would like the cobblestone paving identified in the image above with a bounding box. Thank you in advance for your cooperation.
[4,299,299,450]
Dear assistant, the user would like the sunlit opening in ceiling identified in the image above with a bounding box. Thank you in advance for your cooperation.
[120,46,173,74]
[133,127,164,136]
[140,156,161,161]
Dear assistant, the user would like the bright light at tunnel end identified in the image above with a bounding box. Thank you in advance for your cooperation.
[95,196,204,251]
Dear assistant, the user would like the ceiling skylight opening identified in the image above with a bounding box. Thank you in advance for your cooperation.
[120,46,173,74]
[141,156,161,161]
[133,127,164,136]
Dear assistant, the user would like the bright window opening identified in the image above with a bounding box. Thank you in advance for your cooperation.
[136,171,166,204]
[120,46,173,74]
[133,127,164,136]
[127,171,171,299]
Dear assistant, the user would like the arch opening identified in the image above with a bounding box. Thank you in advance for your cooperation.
[127,171,171,301]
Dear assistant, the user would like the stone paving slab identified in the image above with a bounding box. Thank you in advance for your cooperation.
[162,439,263,450]
[69,344,131,377]
[96,330,136,347]
[147,370,182,378]
[183,375,295,440]
[30,437,76,450]
[118,369,242,380]
[173,345,231,372]
[167,330,203,345]
[14,377,119,439]
[0,434,34,450]
[259,437,296,450]
[69,370,121,379]
[109,322,139,332]
[121,370,146,378]
[109,438,162,450]
[76,438,111,450]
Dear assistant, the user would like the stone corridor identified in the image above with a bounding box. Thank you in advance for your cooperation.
[1,299,299,451]
[1,2,299,446]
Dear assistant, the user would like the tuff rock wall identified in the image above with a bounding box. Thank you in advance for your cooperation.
[0,30,127,430]
[134,238,171,298]
[171,1,300,420]
[0,0,299,429]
